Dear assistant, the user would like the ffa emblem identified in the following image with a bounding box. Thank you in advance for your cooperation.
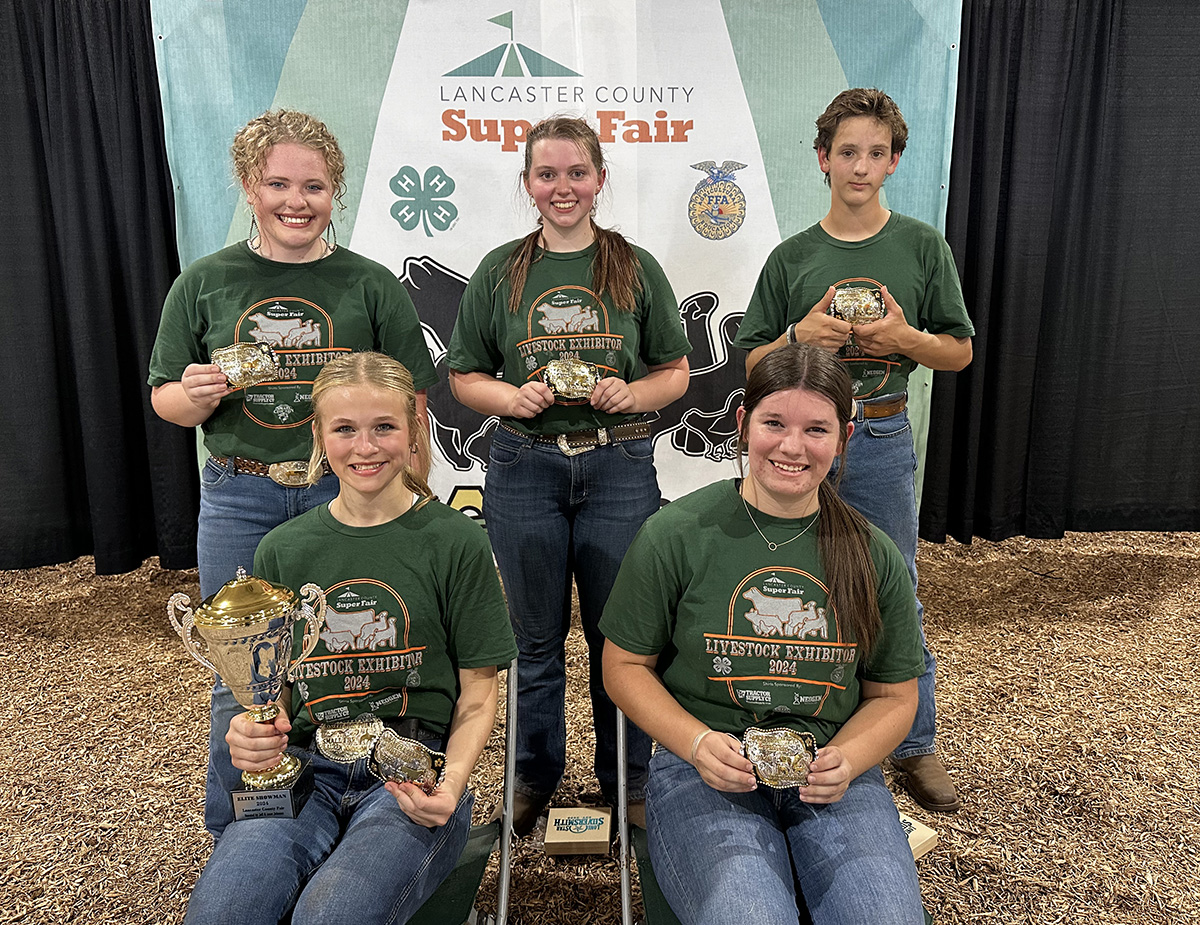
[688,160,747,240]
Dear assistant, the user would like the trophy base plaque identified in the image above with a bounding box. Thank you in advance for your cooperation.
[230,754,314,821]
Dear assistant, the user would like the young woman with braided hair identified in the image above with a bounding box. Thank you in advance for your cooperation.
[448,115,692,832]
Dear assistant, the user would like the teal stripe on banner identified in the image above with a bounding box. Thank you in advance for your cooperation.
[721,0,960,237]
[151,0,411,266]
[814,0,961,232]
[720,0,844,240]
[151,0,309,266]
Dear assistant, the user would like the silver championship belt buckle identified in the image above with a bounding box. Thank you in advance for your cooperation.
[368,729,447,795]
[267,461,311,487]
[542,357,599,401]
[315,716,385,762]
[743,727,818,788]
[828,287,885,325]
[211,342,282,390]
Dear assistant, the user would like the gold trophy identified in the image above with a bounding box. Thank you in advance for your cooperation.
[168,567,326,820]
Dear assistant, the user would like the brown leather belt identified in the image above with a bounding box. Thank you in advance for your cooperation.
[500,420,651,457]
[858,393,907,419]
[210,454,330,487]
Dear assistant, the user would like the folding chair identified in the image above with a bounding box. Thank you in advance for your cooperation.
[409,657,518,925]
[616,711,933,925]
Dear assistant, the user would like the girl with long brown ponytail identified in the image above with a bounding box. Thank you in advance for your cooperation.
[447,115,692,834]
[602,343,927,924]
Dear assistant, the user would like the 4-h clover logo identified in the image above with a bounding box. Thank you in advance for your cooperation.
[390,166,458,237]
[713,656,732,675]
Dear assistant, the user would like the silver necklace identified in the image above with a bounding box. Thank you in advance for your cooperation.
[741,493,819,551]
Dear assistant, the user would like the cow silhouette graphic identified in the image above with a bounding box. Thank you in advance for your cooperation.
[742,589,829,639]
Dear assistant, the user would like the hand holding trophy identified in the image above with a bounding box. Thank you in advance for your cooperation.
[169,567,326,820]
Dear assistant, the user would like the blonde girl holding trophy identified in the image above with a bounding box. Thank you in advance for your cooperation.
[184,353,515,925]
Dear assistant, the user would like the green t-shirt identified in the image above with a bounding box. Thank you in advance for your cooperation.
[735,213,974,399]
[599,480,924,747]
[447,239,692,436]
[252,499,517,748]
[147,243,438,462]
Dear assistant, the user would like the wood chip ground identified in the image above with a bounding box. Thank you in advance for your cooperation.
[2,531,1196,924]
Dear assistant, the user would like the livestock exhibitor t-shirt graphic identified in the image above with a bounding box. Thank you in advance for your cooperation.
[292,580,427,728]
[707,568,857,717]
[518,284,623,402]
[233,298,349,428]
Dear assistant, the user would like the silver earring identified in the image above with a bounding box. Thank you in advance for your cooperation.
[248,212,259,248]
[324,218,338,251]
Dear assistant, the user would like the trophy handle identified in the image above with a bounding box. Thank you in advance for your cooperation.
[287,582,327,681]
[167,592,218,674]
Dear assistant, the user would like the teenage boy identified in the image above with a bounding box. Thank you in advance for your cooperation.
[735,88,974,812]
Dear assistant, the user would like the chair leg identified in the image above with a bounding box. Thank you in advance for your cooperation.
[617,709,634,925]
[495,658,518,925]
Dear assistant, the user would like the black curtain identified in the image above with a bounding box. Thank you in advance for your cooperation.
[1,0,197,573]
[922,0,1200,542]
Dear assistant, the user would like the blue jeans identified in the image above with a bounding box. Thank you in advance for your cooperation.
[645,748,923,925]
[184,748,473,925]
[830,403,936,759]
[197,456,340,839]
[482,426,657,802]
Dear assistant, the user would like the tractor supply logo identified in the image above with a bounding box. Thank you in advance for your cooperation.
[689,161,747,240]
[445,12,580,78]
[391,166,457,237]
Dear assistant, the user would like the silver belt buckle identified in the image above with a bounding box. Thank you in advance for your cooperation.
[315,716,384,762]
[556,433,595,456]
[368,729,447,795]
[743,727,818,788]
[268,460,310,487]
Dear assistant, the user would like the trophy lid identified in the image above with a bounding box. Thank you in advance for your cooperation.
[193,566,297,628]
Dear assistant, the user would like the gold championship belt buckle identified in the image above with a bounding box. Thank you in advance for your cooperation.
[743,727,818,788]
[211,342,282,390]
[542,357,599,401]
[828,287,885,325]
[315,716,385,762]
[368,729,447,796]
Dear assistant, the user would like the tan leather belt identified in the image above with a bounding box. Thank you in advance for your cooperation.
[211,455,329,487]
[500,420,651,457]
[858,393,907,419]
